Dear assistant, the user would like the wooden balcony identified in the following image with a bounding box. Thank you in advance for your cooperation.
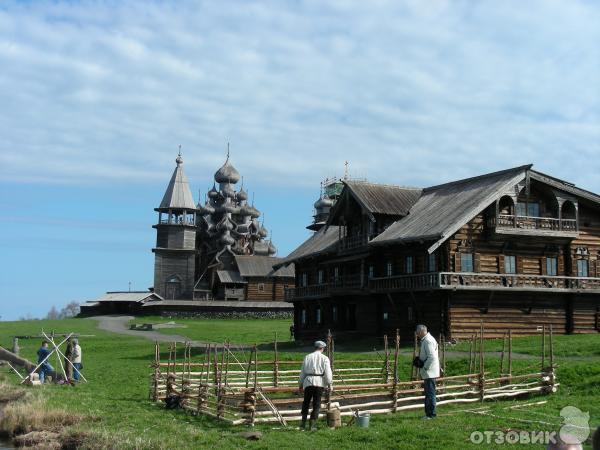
[488,214,578,237]
[370,272,600,293]
[338,234,370,253]
[330,274,363,293]
[284,284,329,301]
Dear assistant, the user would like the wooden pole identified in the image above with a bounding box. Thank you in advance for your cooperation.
[326,330,332,410]
[549,324,555,388]
[411,332,418,381]
[206,344,212,385]
[508,329,513,381]
[274,333,279,388]
[479,321,485,402]
[541,325,546,373]
[499,332,506,376]
[246,345,253,389]
[214,346,219,396]
[253,344,258,390]
[440,333,446,385]
[224,341,231,387]
[383,335,390,383]
[392,329,400,413]
[468,334,474,374]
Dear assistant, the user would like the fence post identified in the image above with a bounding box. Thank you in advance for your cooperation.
[479,322,485,402]
[392,329,399,413]
[508,329,513,382]
[274,333,279,388]
[541,325,546,373]
[384,334,390,383]
[411,332,418,381]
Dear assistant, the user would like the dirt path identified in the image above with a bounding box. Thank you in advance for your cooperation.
[91,315,249,348]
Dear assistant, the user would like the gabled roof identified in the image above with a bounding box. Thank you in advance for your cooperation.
[217,270,247,284]
[159,158,196,210]
[97,292,163,303]
[529,170,600,206]
[329,181,422,223]
[234,255,295,278]
[345,181,422,216]
[276,226,340,267]
[371,165,532,252]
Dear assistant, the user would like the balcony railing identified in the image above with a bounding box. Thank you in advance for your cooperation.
[284,284,329,301]
[330,274,363,291]
[338,234,370,253]
[489,214,577,233]
[370,272,600,292]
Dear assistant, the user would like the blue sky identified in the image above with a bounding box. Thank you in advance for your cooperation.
[0,0,599,320]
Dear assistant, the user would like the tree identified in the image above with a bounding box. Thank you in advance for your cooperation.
[46,306,60,320]
[59,301,80,319]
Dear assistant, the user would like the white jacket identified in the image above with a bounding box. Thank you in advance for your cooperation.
[72,345,82,364]
[418,333,440,379]
[299,351,333,388]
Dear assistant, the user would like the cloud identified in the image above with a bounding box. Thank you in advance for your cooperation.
[0,0,598,192]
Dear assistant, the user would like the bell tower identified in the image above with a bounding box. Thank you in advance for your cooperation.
[152,152,197,299]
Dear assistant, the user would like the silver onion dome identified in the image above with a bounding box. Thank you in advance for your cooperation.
[237,188,248,202]
[214,158,241,184]
[314,195,334,209]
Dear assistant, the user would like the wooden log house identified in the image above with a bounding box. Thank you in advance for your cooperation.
[278,165,600,341]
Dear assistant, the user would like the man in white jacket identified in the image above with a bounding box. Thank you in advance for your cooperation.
[298,340,333,431]
[416,324,440,419]
[71,339,82,382]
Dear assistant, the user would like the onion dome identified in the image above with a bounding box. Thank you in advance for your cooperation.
[197,200,215,215]
[218,218,234,231]
[237,188,248,202]
[208,184,219,199]
[258,225,268,238]
[214,157,241,184]
[239,204,253,216]
[314,195,334,209]
[268,241,277,255]
[221,182,236,198]
[220,233,235,246]
[247,205,261,219]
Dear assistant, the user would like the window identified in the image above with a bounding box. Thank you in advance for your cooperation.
[386,261,393,277]
[301,309,307,325]
[504,255,517,274]
[300,273,307,287]
[368,221,376,237]
[516,202,539,217]
[258,283,265,291]
[460,253,474,272]
[317,269,324,285]
[368,265,374,279]
[405,256,414,274]
[427,253,436,272]
[333,267,339,281]
[407,306,414,322]
[383,312,389,321]
[546,257,557,276]
[316,307,321,325]
[332,306,338,323]
[577,260,589,277]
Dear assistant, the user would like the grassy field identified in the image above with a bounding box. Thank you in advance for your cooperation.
[1,317,599,449]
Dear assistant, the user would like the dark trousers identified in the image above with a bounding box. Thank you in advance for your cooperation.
[301,386,324,421]
[423,378,437,417]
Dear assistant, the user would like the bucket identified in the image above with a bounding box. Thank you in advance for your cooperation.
[356,413,370,428]
[327,408,341,428]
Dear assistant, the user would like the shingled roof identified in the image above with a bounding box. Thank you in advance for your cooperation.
[343,181,422,216]
[370,165,532,252]
[234,255,295,278]
[276,226,340,267]
[158,156,196,210]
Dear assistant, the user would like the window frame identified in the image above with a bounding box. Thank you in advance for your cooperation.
[405,256,414,274]
[460,253,474,272]
[577,259,589,277]
[546,257,558,276]
[504,255,517,274]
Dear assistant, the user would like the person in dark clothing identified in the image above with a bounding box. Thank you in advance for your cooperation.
[289,324,295,339]
[37,341,54,383]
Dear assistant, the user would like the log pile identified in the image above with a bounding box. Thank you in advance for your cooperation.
[148,325,558,426]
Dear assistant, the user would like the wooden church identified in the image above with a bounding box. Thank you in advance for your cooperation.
[278,165,600,341]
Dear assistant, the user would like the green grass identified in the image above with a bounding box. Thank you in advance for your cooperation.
[1,318,599,449]
[129,316,293,345]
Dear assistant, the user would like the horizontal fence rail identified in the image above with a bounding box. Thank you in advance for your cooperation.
[149,325,558,427]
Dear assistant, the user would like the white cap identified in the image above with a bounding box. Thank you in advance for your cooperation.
[314,340,327,349]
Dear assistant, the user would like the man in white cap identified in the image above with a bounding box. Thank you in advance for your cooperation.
[298,340,333,431]
[414,324,440,419]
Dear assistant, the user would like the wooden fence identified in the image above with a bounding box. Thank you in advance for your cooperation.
[148,324,558,426]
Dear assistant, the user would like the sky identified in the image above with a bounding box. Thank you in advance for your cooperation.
[0,0,599,320]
